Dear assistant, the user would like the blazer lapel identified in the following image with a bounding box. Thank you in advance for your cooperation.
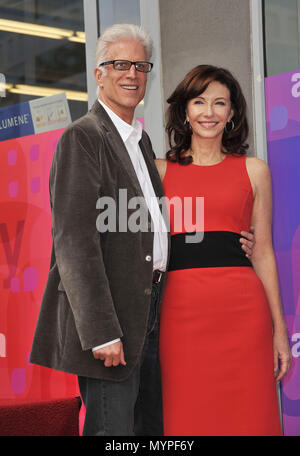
[139,136,170,241]
[139,135,165,200]
[90,100,171,261]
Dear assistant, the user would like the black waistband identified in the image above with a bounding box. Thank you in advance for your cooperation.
[168,231,252,271]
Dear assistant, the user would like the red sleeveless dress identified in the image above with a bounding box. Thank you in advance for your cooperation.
[159,154,282,436]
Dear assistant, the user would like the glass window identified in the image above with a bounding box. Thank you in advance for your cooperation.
[0,0,87,121]
[98,0,140,31]
[264,0,300,76]
[97,0,143,118]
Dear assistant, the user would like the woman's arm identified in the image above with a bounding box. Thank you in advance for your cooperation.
[246,157,292,381]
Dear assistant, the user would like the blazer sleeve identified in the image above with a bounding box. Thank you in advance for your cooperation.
[142,130,156,159]
[50,123,123,350]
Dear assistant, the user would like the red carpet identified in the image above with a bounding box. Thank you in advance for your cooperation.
[0,396,81,436]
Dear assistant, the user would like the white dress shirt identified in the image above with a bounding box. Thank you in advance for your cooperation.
[92,99,168,352]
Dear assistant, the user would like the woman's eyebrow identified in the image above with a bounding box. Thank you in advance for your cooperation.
[194,95,228,100]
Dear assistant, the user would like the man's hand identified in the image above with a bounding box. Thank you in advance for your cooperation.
[93,341,126,367]
[240,226,255,258]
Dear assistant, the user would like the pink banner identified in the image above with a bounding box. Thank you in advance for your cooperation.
[0,129,84,429]
[265,69,300,436]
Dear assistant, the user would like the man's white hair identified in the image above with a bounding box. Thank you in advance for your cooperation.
[95,23,153,72]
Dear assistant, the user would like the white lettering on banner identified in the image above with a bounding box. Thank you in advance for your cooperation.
[0,114,29,130]
[291,333,300,358]
[291,73,300,98]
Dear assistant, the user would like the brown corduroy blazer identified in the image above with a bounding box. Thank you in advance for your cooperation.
[29,101,169,381]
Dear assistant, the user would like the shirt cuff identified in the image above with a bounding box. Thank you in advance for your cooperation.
[92,338,121,351]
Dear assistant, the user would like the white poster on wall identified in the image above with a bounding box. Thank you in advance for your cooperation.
[29,92,71,134]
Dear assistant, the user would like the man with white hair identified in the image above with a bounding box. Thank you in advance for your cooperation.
[30,23,254,436]
[30,23,168,436]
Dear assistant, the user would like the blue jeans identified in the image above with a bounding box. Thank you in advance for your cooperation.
[78,282,163,436]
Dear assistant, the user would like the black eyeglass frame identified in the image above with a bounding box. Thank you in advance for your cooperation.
[98,60,153,73]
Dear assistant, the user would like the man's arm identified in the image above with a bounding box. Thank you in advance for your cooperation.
[51,124,123,351]
[92,339,121,351]
[92,341,126,367]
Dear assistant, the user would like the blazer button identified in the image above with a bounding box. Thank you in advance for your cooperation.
[144,288,152,296]
[145,255,152,262]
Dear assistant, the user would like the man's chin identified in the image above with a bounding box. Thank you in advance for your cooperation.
[121,98,143,109]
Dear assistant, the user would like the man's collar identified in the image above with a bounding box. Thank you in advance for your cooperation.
[98,99,142,144]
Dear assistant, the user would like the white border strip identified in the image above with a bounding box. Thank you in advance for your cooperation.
[83,0,99,109]
[140,0,165,158]
[251,0,284,432]
[250,0,268,162]
[298,0,300,57]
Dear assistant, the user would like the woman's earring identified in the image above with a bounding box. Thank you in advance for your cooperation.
[225,119,235,133]
[184,119,193,132]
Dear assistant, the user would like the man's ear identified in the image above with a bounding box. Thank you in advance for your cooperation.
[94,67,104,89]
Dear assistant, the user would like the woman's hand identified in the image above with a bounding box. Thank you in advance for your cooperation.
[240,226,255,258]
[273,327,292,382]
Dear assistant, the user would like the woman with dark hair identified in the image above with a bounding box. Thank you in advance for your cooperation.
[155,65,291,436]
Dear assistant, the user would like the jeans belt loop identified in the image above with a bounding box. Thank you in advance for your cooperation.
[153,270,163,283]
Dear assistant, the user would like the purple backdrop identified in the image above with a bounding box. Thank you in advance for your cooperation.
[265,69,300,436]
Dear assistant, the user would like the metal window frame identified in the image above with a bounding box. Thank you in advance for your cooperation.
[250,0,268,162]
[298,0,300,61]
[251,0,283,433]
[84,0,165,157]
[140,0,165,158]
[83,0,99,108]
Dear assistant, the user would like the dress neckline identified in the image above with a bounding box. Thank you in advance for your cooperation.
[189,154,229,168]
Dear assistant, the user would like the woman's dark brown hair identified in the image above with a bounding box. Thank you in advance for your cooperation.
[166,65,249,165]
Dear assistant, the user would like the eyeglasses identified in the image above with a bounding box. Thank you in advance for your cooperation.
[99,60,153,73]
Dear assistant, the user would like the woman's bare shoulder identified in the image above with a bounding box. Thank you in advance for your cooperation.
[246,156,269,172]
[154,158,167,181]
[245,157,271,198]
